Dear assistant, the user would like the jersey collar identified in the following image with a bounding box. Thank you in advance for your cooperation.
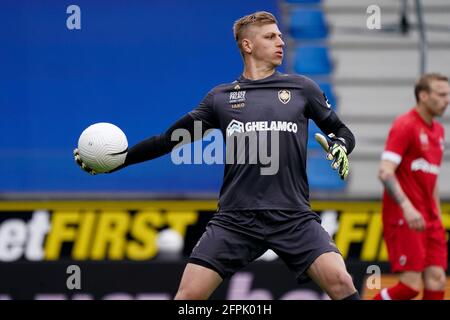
[412,108,434,129]
[237,71,281,83]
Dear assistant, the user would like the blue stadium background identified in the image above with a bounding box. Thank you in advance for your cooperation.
[1,0,346,195]
[0,0,286,194]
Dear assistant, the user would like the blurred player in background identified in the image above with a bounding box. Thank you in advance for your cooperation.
[74,11,359,300]
[375,73,449,300]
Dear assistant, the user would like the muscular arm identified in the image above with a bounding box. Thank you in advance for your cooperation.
[379,160,407,205]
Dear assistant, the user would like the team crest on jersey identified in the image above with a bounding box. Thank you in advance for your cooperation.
[278,90,291,104]
[419,130,429,145]
[399,255,407,266]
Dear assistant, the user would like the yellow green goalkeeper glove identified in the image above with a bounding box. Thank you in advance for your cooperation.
[314,133,349,180]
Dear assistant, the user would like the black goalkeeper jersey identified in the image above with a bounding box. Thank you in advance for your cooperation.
[188,71,346,212]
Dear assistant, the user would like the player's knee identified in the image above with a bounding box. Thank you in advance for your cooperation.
[426,270,446,290]
[326,271,356,299]
[436,274,446,289]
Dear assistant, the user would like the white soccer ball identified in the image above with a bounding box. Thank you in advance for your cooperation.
[77,122,128,173]
[157,229,184,254]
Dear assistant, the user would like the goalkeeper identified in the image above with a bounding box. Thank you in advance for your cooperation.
[75,11,357,300]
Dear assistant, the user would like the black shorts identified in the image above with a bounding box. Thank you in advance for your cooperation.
[189,210,341,283]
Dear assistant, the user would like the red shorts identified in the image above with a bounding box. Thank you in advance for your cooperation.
[383,219,448,273]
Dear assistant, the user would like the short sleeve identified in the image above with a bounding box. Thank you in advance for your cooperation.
[382,120,412,164]
[303,77,333,123]
[188,90,219,130]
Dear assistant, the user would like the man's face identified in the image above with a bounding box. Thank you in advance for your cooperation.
[422,80,450,117]
[244,23,285,67]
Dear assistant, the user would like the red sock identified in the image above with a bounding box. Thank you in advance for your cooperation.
[423,289,444,300]
[373,282,419,300]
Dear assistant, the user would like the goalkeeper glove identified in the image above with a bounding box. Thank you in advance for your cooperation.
[314,133,349,180]
[73,148,98,175]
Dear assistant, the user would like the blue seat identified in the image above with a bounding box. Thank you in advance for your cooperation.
[294,46,332,76]
[290,9,328,39]
[307,151,347,191]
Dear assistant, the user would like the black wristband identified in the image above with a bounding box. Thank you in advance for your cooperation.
[316,112,355,154]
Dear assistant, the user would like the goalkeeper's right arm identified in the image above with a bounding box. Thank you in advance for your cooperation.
[74,113,199,174]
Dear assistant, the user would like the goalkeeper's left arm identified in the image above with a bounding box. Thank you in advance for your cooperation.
[302,78,355,180]
[314,112,355,180]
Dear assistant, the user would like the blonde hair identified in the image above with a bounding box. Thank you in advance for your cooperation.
[415,73,449,102]
[233,11,278,51]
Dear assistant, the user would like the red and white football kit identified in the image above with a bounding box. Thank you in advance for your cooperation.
[382,108,447,272]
